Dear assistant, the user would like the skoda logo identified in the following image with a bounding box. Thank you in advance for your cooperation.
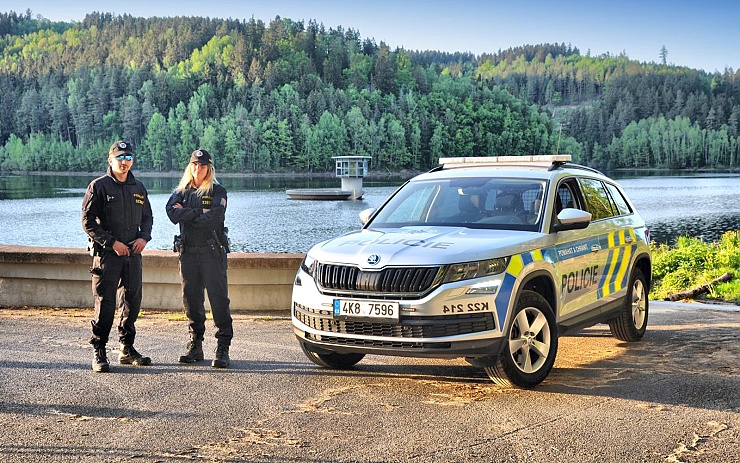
[118,142,127,149]
[367,254,381,265]
[196,150,203,157]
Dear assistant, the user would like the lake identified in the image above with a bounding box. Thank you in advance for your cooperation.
[1,171,739,253]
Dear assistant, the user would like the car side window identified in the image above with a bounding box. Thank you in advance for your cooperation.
[554,178,583,214]
[605,182,632,216]
[578,178,616,220]
[555,185,571,213]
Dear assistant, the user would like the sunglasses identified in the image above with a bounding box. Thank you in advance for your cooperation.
[115,155,133,161]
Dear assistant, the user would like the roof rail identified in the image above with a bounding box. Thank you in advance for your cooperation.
[439,155,571,168]
[550,162,604,175]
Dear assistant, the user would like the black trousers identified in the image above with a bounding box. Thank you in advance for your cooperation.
[90,252,142,347]
[179,249,233,346]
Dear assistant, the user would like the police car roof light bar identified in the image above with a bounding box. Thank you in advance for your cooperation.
[439,155,572,168]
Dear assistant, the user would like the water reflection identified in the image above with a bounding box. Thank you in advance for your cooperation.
[0,174,97,199]
[0,173,360,199]
[616,174,740,245]
[1,172,739,252]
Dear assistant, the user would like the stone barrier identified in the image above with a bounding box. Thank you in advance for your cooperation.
[0,245,303,312]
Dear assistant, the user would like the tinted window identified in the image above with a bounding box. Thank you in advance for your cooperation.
[605,182,632,216]
[578,178,614,220]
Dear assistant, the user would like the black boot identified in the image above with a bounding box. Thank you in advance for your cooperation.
[212,344,230,369]
[118,345,152,366]
[92,345,109,373]
[179,339,204,363]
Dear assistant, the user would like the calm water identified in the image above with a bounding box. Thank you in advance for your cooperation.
[1,172,739,252]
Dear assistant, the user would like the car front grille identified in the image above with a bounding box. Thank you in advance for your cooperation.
[315,263,442,297]
[293,304,496,344]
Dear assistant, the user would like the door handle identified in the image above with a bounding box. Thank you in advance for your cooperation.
[591,244,602,252]
[625,236,634,243]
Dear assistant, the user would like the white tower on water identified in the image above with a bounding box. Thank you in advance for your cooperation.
[333,156,371,200]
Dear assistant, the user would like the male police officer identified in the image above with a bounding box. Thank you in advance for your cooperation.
[166,149,233,368]
[82,141,153,372]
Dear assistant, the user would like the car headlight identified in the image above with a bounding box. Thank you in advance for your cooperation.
[441,257,509,284]
[300,254,316,276]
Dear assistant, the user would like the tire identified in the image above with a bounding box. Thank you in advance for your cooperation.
[609,268,649,342]
[484,290,558,388]
[299,341,365,369]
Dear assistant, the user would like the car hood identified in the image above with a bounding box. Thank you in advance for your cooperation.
[309,226,545,269]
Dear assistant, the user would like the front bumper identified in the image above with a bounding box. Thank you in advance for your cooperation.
[292,300,503,358]
[291,268,507,359]
[293,323,505,359]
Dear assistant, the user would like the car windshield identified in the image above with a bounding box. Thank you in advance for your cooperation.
[369,177,547,232]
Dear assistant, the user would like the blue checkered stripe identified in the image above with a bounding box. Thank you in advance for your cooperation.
[494,249,551,332]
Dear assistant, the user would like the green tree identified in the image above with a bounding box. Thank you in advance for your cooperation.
[17,87,46,134]
[141,111,170,171]
[307,111,347,172]
[345,106,371,155]
[373,42,396,94]
[120,94,143,148]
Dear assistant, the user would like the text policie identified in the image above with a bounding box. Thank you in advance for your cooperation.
[562,265,599,294]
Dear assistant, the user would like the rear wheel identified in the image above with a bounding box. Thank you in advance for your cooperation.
[485,290,558,388]
[299,342,365,369]
[609,268,649,342]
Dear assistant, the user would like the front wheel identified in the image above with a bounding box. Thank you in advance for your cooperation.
[299,342,365,369]
[609,268,649,342]
[485,290,558,388]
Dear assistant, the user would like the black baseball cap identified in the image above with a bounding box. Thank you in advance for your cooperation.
[190,149,212,165]
[109,140,135,157]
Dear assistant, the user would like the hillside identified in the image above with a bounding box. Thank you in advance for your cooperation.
[0,10,738,173]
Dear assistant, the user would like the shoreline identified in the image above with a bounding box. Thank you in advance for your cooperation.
[4,169,424,179]
[5,166,740,179]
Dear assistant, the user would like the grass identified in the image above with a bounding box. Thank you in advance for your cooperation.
[650,230,740,303]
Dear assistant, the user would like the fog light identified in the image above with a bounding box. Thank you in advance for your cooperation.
[467,281,500,294]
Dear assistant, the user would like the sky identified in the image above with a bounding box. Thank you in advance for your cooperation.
[6,0,739,73]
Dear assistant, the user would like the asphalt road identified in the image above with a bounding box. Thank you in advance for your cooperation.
[1,301,738,463]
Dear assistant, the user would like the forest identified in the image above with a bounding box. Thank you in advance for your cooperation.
[0,9,738,174]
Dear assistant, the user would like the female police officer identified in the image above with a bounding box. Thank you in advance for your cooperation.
[166,149,233,368]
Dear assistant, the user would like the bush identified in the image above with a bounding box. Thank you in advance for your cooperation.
[716,230,740,269]
[650,231,740,303]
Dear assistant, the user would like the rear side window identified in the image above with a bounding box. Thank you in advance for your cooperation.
[605,182,632,216]
[577,178,615,220]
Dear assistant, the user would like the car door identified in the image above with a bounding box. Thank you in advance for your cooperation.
[576,177,638,310]
[593,180,640,306]
[552,178,611,320]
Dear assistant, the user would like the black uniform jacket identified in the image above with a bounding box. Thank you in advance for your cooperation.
[82,167,153,250]
[165,183,227,246]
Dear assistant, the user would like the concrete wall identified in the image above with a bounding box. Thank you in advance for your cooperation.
[0,245,303,312]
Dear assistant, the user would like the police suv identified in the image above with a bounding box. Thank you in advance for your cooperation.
[291,155,651,388]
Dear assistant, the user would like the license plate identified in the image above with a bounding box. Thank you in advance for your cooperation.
[333,299,399,320]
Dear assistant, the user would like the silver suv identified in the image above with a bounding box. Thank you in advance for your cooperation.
[291,155,651,388]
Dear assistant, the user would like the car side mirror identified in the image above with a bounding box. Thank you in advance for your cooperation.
[359,208,376,225]
[552,208,591,232]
